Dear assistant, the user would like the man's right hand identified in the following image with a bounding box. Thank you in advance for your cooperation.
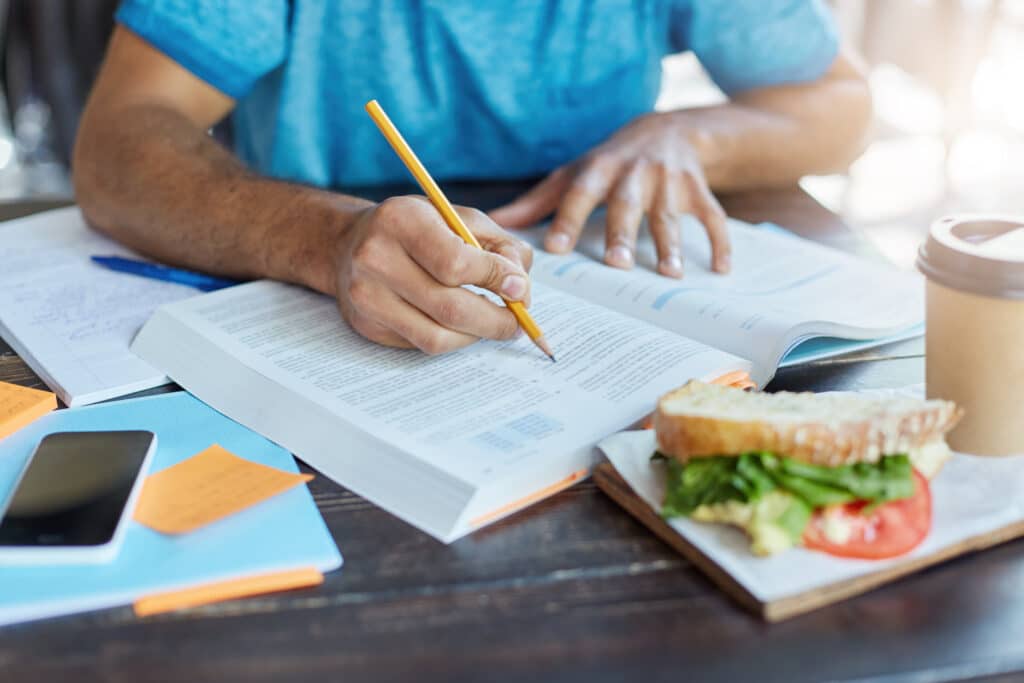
[75,28,534,357]
[332,196,535,354]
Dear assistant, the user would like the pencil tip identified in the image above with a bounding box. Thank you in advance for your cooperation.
[534,336,556,362]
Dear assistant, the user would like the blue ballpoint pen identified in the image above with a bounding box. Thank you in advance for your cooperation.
[90,255,243,292]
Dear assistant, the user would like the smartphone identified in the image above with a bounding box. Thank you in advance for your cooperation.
[0,431,156,564]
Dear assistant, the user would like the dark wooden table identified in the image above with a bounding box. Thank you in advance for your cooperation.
[2,189,1021,683]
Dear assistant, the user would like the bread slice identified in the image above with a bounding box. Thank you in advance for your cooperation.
[654,381,963,470]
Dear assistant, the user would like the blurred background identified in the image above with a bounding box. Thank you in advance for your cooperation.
[1,0,1022,267]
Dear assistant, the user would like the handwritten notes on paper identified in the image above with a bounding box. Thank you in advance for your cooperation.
[0,207,199,406]
[0,381,56,441]
[134,444,313,534]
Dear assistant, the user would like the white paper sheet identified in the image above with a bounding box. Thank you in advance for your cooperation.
[598,389,1024,603]
[0,207,198,405]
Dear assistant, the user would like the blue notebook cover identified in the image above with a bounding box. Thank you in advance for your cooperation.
[0,392,342,626]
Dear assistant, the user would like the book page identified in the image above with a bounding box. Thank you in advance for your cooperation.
[519,215,923,378]
[0,208,196,405]
[154,281,747,488]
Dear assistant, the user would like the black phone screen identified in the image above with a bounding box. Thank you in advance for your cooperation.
[0,431,154,547]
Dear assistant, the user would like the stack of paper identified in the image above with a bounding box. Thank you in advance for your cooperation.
[0,208,198,406]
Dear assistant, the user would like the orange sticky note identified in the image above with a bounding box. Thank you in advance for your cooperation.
[711,370,757,391]
[133,567,323,617]
[0,381,57,441]
[133,444,313,534]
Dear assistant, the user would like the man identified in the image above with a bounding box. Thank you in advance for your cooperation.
[73,1,871,355]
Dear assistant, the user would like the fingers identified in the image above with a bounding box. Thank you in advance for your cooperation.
[684,173,731,274]
[488,155,728,280]
[400,204,531,303]
[350,284,480,355]
[545,158,619,254]
[489,167,572,229]
[344,308,415,350]
[646,168,730,278]
[342,196,531,355]
[462,208,534,306]
[460,207,534,273]
[342,164,727,358]
[649,170,684,278]
[604,161,652,269]
[387,260,521,342]
[497,239,534,275]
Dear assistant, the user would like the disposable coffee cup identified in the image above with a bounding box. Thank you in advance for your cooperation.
[917,216,1024,455]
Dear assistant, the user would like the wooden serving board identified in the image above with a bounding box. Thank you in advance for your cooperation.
[594,461,1024,622]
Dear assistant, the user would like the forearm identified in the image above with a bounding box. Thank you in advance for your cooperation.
[72,103,372,295]
[673,56,872,191]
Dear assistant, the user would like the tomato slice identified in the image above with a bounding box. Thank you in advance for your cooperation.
[802,469,932,560]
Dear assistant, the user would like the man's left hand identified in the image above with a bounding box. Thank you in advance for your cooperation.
[490,112,731,279]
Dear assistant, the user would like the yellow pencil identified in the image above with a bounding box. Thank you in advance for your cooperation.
[365,99,555,362]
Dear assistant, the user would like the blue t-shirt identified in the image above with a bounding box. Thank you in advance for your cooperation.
[116,0,838,188]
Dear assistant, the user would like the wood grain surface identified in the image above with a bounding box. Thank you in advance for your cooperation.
[2,191,1021,683]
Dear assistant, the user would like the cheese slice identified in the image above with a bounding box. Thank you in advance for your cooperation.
[908,439,951,479]
[692,491,805,556]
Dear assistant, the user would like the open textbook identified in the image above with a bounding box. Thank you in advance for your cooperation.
[0,207,918,406]
[131,220,923,541]
[0,207,196,406]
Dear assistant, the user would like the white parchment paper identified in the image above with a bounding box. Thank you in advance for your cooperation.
[597,388,1024,603]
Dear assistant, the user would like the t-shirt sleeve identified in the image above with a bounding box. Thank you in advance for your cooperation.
[115,0,288,99]
[671,0,840,95]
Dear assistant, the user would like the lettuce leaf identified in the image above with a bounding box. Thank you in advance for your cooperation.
[660,452,914,518]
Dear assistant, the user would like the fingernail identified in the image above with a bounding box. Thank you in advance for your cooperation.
[501,274,528,300]
[606,245,633,268]
[716,255,731,273]
[546,233,571,253]
[661,254,683,276]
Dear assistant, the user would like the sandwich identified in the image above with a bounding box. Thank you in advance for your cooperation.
[653,381,963,559]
